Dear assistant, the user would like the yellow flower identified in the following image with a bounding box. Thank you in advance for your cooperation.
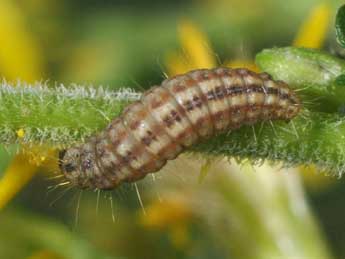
[140,197,193,249]
[0,153,37,210]
[165,19,216,76]
[178,19,216,70]
[165,51,193,77]
[21,145,58,168]
[16,128,25,139]
[0,1,44,82]
[293,3,331,48]
[0,1,45,210]
[141,198,193,228]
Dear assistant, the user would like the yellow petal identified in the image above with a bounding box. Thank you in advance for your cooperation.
[293,3,331,48]
[178,19,216,69]
[0,1,45,209]
[0,153,38,210]
[0,1,43,82]
[21,145,57,168]
[224,59,259,72]
[140,198,193,229]
[165,51,193,76]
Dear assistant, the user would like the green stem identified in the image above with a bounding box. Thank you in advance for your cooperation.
[0,81,139,146]
[193,111,345,176]
[2,47,345,176]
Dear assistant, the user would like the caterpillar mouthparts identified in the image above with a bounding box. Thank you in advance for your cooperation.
[59,67,301,190]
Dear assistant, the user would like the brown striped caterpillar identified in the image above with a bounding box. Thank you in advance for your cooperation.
[58,68,301,190]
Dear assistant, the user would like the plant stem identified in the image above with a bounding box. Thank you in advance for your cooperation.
[0,81,139,146]
[193,111,345,176]
[2,49,345,176]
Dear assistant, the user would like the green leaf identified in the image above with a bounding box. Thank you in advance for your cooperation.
[256,47,345,113]
[336,4,345,48]
[334,74,345,86]
[256,47,345,86]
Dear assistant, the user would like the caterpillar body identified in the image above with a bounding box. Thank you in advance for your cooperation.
[59,68,301,190]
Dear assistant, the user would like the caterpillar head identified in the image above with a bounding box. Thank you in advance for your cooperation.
[58,147,88,188]
[59,141,119,190]
[59,142,101,189]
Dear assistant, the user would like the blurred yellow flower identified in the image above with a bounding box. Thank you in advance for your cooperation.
[0,153,37,210]
[293,3,331,48]
[166,20,216,76]
[178,20,216,69]
[0,1,45,210]
[21,145,58,168]
[0,1,44,82]
[166,20,262,77]
[141,198,193,228]
[140,197,193,249]
[165,51,192,77]
[16,128,25,139]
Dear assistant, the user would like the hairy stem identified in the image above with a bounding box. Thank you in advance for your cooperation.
[0,81,139,146]
[2,48,345,176]
[194,111,345,176]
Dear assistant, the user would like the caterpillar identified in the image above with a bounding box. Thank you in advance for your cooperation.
[58,67,301,190]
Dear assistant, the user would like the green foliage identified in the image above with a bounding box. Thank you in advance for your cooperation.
[336,4,345,48]
[0,208,117,259]
[256,47,345,113]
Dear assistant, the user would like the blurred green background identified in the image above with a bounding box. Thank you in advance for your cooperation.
[1,0,345,258]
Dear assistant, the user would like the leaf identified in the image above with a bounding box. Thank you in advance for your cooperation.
[334,74,345,86]
[336,4,345,48]
[256,47,345,113]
